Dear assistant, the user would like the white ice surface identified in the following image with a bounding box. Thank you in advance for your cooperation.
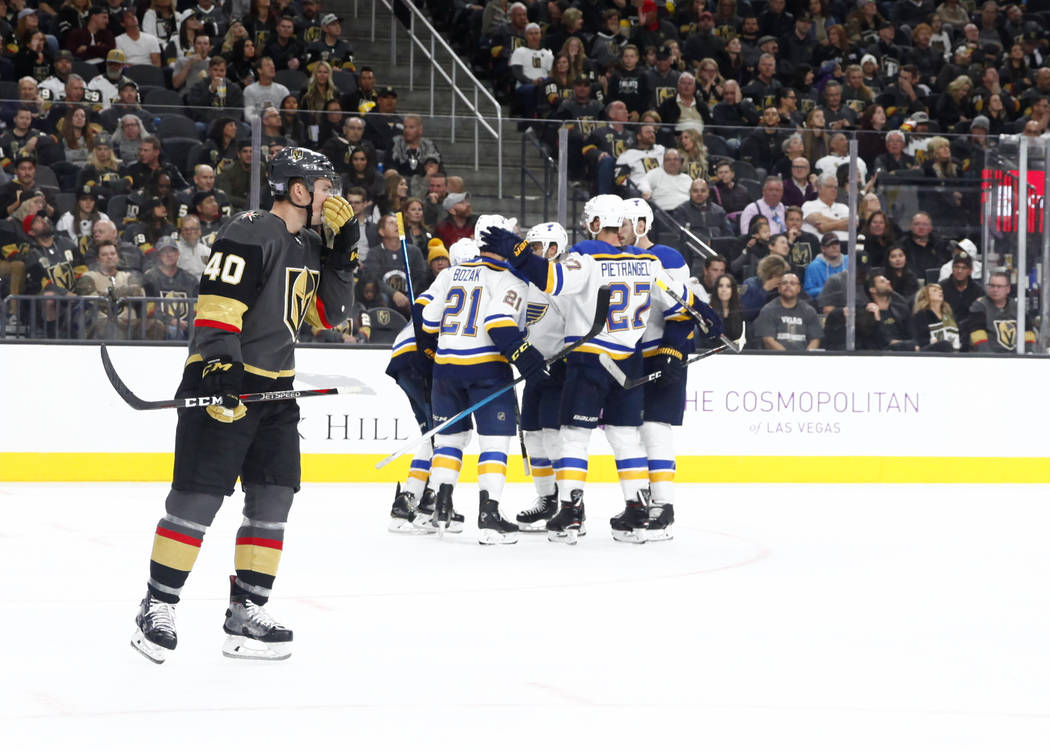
[1,482,1048,750]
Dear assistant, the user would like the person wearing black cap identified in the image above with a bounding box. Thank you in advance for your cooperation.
[56,183,110,249]
[303,12,354,73]
[0,155,57,220]
[39,51,76,102]
[98,79,152,132]
[294,0,323,45]
[143,236,200,340]
[645,47,680,109]
[758,0,793,38]
[803,232,849,300]
[66,5,117,64]
[363,86,403,154]
[191,188,230,234]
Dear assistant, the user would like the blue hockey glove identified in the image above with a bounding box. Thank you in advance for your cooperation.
[507,340,549,384]
[480,226,530,268]
[653,345,684,386]
[692,298,724,343]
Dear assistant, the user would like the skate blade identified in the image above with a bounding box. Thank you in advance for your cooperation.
[547,527,580,545]
[478,528,519,545]
[611,529,647,544]
[647,527,673,542]
[389,516,435,534]
[131,627,173,664]
[516,518,554,532]
[222,634,292,660]
[429,518,463,534]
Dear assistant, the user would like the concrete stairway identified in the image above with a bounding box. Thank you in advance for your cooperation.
[339,1,564,226]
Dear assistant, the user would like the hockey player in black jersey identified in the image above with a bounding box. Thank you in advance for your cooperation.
[131,147,359,664]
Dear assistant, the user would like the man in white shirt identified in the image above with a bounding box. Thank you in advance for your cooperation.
[115,9,162,67]
[509,23,553,119]
[242,56,290,121]
[174,213,212,277]
[801,174,850,243]
[814,131,867,183]
[641,148,692,210]
[88,48,132,109]
[739,175,788,236]
[615,123,665,192]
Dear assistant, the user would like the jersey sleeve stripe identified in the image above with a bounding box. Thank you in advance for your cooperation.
[194,294,248,332]
[313,297,333,329]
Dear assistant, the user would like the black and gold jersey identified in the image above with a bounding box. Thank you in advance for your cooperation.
[189,210,356,379]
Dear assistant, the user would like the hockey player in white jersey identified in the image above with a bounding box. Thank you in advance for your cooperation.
[418,218,550,543]
[516,221,569,531]
[384,238,482,533]
[620,198,722,540]
[481,195,695,544]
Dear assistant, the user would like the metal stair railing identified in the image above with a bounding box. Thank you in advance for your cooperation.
[364,0,503,197]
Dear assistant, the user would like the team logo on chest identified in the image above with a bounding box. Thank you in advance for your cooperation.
[994,319,1017,350]
[525,302,548,325]
[283,266,320,339]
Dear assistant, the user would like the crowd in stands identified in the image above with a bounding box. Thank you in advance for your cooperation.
[424,0,1048,352]
[0,0,1045,353]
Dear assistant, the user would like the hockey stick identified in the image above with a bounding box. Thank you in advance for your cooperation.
[375,286,612,469]
[100,344,373,411]
[654,274,744,354]
[598,324,747,389]
[513,396,530,475]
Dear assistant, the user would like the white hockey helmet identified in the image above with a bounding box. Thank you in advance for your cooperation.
[473,214,518,245]
[622,197,654,239]
[582,194,624,237]
[448,237,479,266]
[525,221,569,259]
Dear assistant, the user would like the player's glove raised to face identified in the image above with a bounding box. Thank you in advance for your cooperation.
[507,340,550,384]
[480,226,530,268]
[322,195,359,271]
[692,299,724,343]
[201,356,246,423]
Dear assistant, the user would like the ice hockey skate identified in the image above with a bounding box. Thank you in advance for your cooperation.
[222,577,293,660]
[389,482,433,534]
[546,490,585,544]
[477,491,519,544]
[610,490,649,544]
[647,502,674,541]
[431,483,464,536]
[131,592,177,664]
[515,493,558,532]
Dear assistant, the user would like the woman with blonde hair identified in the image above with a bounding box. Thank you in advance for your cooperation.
[694,58,724,107]
[79,135,127,201]
[142,0,179,47]
[220,20,248,56]
[801,107,829,164]
[298,61,340,133]
[912,283,960,351]
[677,128,709,180]
[934,75,975,127]
[558,36,594,83]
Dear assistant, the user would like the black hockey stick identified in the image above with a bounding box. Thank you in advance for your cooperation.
[100,344,374,411]
[376,286,612,469]
[598,324,747,389]
[654,275,744,354]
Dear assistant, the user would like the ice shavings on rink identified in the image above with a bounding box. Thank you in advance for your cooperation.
[1,482,1048,750]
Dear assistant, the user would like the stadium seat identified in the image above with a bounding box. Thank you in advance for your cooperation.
[35,164,59,189]
[365,307,408,344]
[54,191,76,219]
[155,114,200,139]
[107,194,129,223]
[143,88,184,113]
[274,69,308,92]
[332,70,357,97]
[0,81,17,102]
[161,136,204,175]
[703,132,732,158]
[739,178,762,202]
[126,64,166,89]
[732,160,761,183]
[72,60,100,82]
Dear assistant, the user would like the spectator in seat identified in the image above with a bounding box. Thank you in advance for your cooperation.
[422,171,449,228]
[98,80,152,133]
[121,135,188,193]
[941,249,983,343]
[900,211,950,277]
[710,78,759,136]
[802,231,848,299]
[389,114,441,185]
[189,189,229,235]
[860,209,896,268]
[321,116,369,176]
[142,0,179,48]
[67,5,116,64]
[855,271,916,351]
[872,129,916,177]
[883,245,920,302]
[175,164,231,222]
[739,174,787,237]
[173,213,211,277]
[363,85,403,155]
[912,282,960,352]
[89,217,145,271]
[243,55,291,121]
[606,43,649,120]
[782,155,817,207]
[708,272,743,340]
[434,191,476,248]
[345,187,379,261]
[800,107,830,165]
[740,254,790,322]
[656,72,709,137]
[676,128,709,181]
[113,9,161,67]
[815,132,865,184]
[964,269,1037,353]
[424,237,450,288]
[363,213,426,319]
[39,53,76,104]
[56,183,110,247]
[754,272,822,350]
[187,55,245,124]
[783,205,820,274]
[226,38,260,89]
[671,178,732,240]
[708,160,750,220]
[509,22,553,120]
[0,156,57,220]
[172,31,214,91]
[214,139,258,211]
[341,145,385,209]
[297,60,341,141]
[143,236,199,340]
[402,197,434,252]
[739,106,785,171]
[801,174,848,244]
[303,13,355,73]
[264,15,304,71]
[76,239,161,339]
[699,254,728,296]
[731,215,772,282]
[615,123,665,193]
[342,66,377,115]
[642,148,691,210]
[0,108,52,171]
